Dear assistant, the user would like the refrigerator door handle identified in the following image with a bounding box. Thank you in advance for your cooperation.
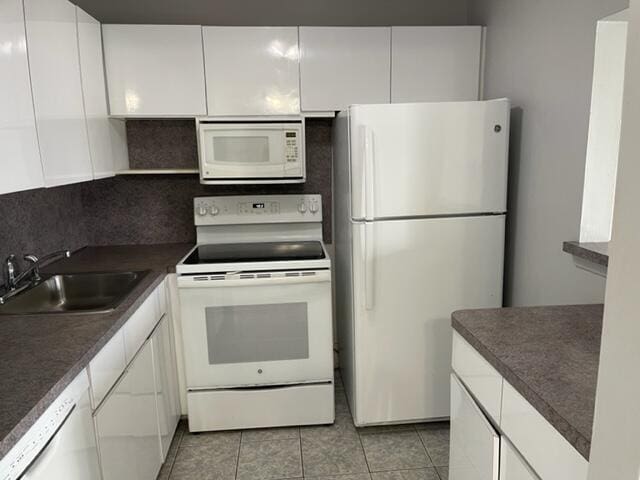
[364,222,375,310]
[362,126,375,221]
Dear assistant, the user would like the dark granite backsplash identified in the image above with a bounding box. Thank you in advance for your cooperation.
[127,119,199,169]
[0,119,332,271]
[0,183,89,271]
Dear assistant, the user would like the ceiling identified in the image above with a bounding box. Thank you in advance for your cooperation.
[71,0,469,26]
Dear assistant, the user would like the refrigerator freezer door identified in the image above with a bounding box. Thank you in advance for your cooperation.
[350,99,510,220]
[350,215,505,425]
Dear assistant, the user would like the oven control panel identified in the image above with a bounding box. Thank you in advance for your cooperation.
[194,195,322,225]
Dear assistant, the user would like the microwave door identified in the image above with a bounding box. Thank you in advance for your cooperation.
[204,129,285,177]
[198,122,305,183]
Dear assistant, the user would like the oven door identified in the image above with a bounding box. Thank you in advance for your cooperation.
[198,123,303,180]
[178,270,333,389]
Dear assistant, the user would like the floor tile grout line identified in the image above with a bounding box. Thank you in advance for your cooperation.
[165,423,185,479]
[416,428,437,467]
[356,426,374,474]
[234,431,243,480]
[298,427,305,478]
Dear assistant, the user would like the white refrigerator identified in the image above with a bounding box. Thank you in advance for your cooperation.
[333,99,510,426]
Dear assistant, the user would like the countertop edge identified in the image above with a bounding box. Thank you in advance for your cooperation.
[0,269,169,458]
[563,241,609,267]
[451,316,592,460]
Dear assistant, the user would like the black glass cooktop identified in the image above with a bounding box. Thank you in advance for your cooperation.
[183,241,325,264]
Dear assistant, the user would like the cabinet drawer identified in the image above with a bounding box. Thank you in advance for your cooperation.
[123,288,160,362]
[449,373,499,480]
[89,328,126,409]
[500,381,588,480]
[157,278,167,318]
[452,332,503,423]
[500,437,540,480]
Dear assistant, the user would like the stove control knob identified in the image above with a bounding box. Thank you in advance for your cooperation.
[297,202,307,214]
[209,205,219,216]
[310,202,319,214]
[197,206,207,216]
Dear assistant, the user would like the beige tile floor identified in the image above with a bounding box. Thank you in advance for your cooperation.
[158,370,449,480]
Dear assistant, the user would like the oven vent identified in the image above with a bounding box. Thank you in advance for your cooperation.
[210,275,226,281]
[240,273,255,279]
[285,272,301,277]
[194,276,209,281]
[301,271,317,276]
[257,273,272,279]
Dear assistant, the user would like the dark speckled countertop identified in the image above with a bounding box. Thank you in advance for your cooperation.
[452,304,603,460]
[563,241,609,267]
[0,243,192,459]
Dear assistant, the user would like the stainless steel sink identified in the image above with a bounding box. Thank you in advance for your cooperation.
[0,271,149,315]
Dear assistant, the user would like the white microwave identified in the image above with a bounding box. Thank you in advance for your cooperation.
[197,119,305,184]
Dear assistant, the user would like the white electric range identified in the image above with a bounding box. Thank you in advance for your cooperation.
[176,194,334,432]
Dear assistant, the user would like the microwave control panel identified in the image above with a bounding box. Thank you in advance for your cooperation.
[194,195,322,225]
[285,131,299,163]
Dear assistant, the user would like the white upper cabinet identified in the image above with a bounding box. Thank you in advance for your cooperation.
[24,0,93,187]
[299,27,391,112]
[102,25,207,117]
[391,26,483,103]
[76,7,115,179]
[203,27,300,115]
[0,0,44,195]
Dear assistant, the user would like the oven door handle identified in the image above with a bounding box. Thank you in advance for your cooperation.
[178,270,331,288]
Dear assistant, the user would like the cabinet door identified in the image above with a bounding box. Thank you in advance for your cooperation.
[391,26,482,103]
[76,7,115,179]
[203,26,300,115]
[299,27,390,111]
[449,374,499,480]
[102,25,207,117]
[151,315,180,459]
[24,0,93,187]
[0,0,43,195]
[500,438,540,480]
[95,341,161,480]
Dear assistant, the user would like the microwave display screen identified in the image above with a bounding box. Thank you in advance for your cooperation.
[213,136,269,163]
[253,203,265,209]
[286,132,297,138]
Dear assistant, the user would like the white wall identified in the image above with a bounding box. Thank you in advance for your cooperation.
[71,0,468,26]
[587,1,640,477]
[470,0,628,306]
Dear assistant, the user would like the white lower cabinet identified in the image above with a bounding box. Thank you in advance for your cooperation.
[95,341,162,480]
[151,315,181,459]
[500,381,588,480]
[449,373,500,480]
[451,337,589,480]
[500,438,540,480]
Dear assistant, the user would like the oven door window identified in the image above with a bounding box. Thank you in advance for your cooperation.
[205,303,309,364]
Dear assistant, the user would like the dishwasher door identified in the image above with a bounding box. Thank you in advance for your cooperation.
[21,386,100,480]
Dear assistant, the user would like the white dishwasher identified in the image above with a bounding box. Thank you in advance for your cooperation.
[0,371,101,480]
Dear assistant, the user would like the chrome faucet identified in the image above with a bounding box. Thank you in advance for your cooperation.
[2,250,71,293]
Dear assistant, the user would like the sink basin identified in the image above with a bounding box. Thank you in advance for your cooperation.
[0,271,149,315]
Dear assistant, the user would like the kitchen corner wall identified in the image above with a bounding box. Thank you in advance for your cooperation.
[470,0,627,307]
[0,119,332,268]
